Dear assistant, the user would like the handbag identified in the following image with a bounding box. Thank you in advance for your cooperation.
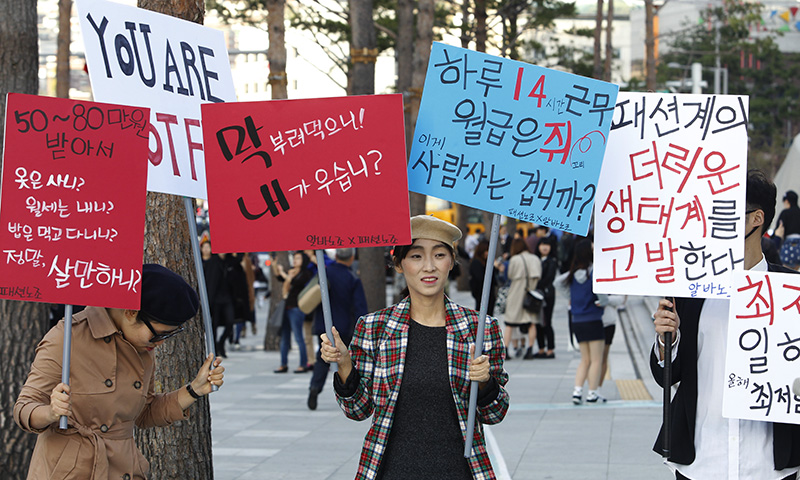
[523,288,544,314]
[297,275,322,314]
[520,255,543,314]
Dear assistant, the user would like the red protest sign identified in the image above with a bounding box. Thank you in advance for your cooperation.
[201,95,411,252]
[0,93,149,308]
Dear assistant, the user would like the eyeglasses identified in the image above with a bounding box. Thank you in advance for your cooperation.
[745,209,757,215]
[140,314,184,343]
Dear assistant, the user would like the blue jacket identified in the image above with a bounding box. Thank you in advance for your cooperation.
[312,261,367,343]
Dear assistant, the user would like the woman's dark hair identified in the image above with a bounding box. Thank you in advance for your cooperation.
[510,238,528,256]
[392,239,456,298]
[294,251,311,270]
[563,238,593,287]
[535,235,557,258]
[474,240,490,264]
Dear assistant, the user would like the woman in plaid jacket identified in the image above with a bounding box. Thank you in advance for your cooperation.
[322,215,509,479]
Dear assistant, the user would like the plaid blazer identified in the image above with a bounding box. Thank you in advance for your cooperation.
[336,296,509,480]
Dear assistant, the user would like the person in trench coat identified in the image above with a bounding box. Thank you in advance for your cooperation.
[14,264,225,480]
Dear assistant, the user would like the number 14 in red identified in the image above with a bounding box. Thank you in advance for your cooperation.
[513,67,546,107]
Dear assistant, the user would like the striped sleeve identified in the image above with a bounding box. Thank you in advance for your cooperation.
[335,314,376,421]
[477,315,509,425]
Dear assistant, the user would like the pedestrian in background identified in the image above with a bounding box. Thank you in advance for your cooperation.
[504,238,541,360]
[321,215,508,479]
[274,251,314,373]
[201,239,235,358]
[777,190,800,270]
[307,248,367,410]
[533,236,558,359]
[561,238,605,404]
[226,253,251,349]
[15,264,224,480]
[469,240,503,317]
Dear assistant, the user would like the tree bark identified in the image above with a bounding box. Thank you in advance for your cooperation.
[267,0,287,100]
[460,0,471,49]
[349,0,385,311]
[264,0,288,350]
[475,0,487,52]
[645,0,656,90]
[349,0,376,97]
[409,0,433,137]
[137,194,213,480]
[0,0,46,477]
[397,0,414,153]
[593,0,604,79]
[604,0,613,82]
[407,0,435,228]
[134,1,213,478]
[56,0,72,98]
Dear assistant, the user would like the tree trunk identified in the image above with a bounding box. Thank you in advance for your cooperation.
[460,0,471,49]
[593,0,604,79]
[409,0,433,138]
[604,0,613,82]
[406,0,435,232]
[403,0,424,218]
[397,0,414,153]
[645,0,656,90]
[264,0,287,350]
[134,1,213,478]
[475,0,487,52]
[507,8,519,60]
[349,0,385,311]
[267,0,287,100]
[0,0,46,477]
[137,194,213,480]
[56,0,72,98]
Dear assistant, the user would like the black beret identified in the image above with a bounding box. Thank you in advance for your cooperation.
[140,264,199,326]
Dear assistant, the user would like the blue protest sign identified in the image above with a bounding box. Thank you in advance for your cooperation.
[407,43,619,235]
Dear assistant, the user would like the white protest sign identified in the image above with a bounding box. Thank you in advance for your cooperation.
[594,92,749,298]
[723,270,800,424]
[76,0,236,199]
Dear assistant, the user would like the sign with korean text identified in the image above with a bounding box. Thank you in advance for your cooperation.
[723,270,800,424]
[406,42,619,235]
[0,93,149,308]
[201,95,411,252]
[594,92,749,298]
[77,0,236,199]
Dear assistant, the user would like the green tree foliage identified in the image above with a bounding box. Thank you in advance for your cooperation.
[658,0,800,173]
[487,0,576,59]
[208,0,450,92]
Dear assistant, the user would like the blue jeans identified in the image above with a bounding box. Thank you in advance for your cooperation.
[280,307,307,367]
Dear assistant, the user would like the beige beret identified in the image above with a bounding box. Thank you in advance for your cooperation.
[410,215,462,247]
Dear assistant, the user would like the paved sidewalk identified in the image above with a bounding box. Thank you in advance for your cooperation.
[211,288,673,480]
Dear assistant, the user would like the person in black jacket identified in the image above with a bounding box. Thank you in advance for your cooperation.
[469,240,503,317]
[533,236,558,359]
[651,170,800,480]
